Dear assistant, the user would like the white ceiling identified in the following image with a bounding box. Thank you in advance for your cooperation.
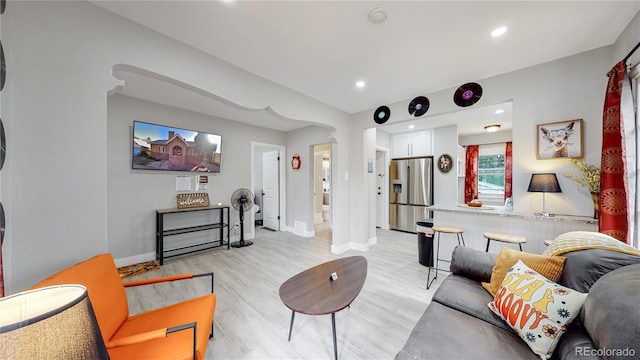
[95,1,640,134]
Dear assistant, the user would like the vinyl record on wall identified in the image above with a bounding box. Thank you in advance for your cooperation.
[373,105,391,124]
[0,40,5,92]
[0,201,5,245]
[0,117,5,171]
[408,96,430,117]
[453,82,482,107]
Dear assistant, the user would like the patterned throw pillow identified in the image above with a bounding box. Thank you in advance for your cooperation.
[482,247,566,296]
[488,260,587,359]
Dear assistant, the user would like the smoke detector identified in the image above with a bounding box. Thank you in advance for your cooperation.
[368,7,388,25]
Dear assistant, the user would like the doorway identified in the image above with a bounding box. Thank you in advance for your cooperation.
[251,142,286,239]
[376,147,390,229]
[314,143,332,236]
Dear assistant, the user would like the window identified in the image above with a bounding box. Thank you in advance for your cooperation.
[159,146,165,153]
[477,143,506,205]
[630,65,639,247]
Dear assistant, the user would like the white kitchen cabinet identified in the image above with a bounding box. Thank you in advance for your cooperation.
[392,130,432,158]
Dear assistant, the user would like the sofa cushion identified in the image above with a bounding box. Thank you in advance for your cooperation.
[551,323,600,360]
[559,248,640,292]
[31,253,129,343]
[433,274,513,333]
[581,263,640,357]
[482,247,566,296]
[450,245,497,282]
[395,301,539,360]
[488,261,587,360]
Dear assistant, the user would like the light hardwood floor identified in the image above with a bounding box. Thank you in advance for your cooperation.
[125,223,444,359]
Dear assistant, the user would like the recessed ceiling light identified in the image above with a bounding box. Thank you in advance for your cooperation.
[355,80,366,88]
[409,125,415,129]
[495,109,504,114]
[484,124,501,133]
[491,26,507,37]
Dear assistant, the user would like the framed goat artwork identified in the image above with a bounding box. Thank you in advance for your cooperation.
[536,119,584,160]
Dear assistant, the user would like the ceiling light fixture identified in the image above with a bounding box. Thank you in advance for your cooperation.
[368,7,388,25]
[494,109,504,114]
[409,125,415,129]
[491,26,507,37]
[355,80,366,88]
[484,124,501,133]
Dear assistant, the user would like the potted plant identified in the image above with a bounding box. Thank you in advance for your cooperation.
[563,159,601,219]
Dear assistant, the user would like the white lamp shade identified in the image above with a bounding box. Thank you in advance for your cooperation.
[0,284,108,359]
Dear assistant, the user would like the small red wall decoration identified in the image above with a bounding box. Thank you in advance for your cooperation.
[291,154,301,170]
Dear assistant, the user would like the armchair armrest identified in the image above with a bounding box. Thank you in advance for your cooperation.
[123,272,215,339]
[450,246,496,282]
[124,272,214,294]
[106,322,198,360]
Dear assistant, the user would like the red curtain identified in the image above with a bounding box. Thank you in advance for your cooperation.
[464,145,479,202]
[599,61,629,244]
[504,142,513,200]
[0,224,3,297]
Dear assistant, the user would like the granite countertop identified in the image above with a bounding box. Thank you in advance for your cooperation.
[428,203,598,225]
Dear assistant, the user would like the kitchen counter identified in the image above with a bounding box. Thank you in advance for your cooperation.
[428,203,597,225]
[427,203,598,256]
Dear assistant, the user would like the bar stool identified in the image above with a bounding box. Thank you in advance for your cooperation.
[483,232,527,252]
[426,226,465,289]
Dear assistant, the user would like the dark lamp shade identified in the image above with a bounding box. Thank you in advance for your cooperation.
[0,285,108,360]
[527,173,562,193]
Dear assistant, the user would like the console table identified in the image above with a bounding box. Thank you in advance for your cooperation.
[156,205,230,265]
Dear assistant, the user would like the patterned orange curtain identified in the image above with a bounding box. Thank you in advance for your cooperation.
[504,142,513,200]
[464,145,479,202]
[599,61,629,243]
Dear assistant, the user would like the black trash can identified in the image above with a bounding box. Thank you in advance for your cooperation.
[416,219,434,267]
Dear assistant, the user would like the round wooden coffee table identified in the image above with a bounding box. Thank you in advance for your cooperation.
[279,256,367,360]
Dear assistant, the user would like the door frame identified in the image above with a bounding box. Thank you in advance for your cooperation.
[376,146,390,230]
[251,142,286,239]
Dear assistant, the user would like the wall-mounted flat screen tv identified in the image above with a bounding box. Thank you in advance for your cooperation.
[132,121,222,173]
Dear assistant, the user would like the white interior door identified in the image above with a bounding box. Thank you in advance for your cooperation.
[262,150,280,231]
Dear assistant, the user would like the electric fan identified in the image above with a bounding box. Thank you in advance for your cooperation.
[230,188,254,248]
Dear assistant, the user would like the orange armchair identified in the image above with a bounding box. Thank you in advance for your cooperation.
[31,254,216,360]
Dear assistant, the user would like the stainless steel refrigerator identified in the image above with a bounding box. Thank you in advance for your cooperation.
[389,156,434,233]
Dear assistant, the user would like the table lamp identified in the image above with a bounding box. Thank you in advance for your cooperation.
[527,173,562,217]
[0,284,108,360]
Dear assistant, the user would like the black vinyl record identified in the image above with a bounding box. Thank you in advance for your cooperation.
[0,117,5,171]
[373,105,390,124]
[453,82,483,107]
[0,40,5,92]
[408,96,430,117]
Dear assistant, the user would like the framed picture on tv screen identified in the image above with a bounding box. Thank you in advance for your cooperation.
[132,121,222,173]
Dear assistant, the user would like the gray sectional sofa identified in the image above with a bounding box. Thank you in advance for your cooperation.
[395,245,640,359]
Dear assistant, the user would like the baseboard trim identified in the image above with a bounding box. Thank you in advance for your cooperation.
[331,242,351,254]
[331,236,377,254]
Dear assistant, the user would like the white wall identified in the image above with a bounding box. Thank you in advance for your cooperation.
[459,130,513,147]
[285,125,333,236]
[107,94,287,259]
[432,125,459,205]
[1,1,353,293]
